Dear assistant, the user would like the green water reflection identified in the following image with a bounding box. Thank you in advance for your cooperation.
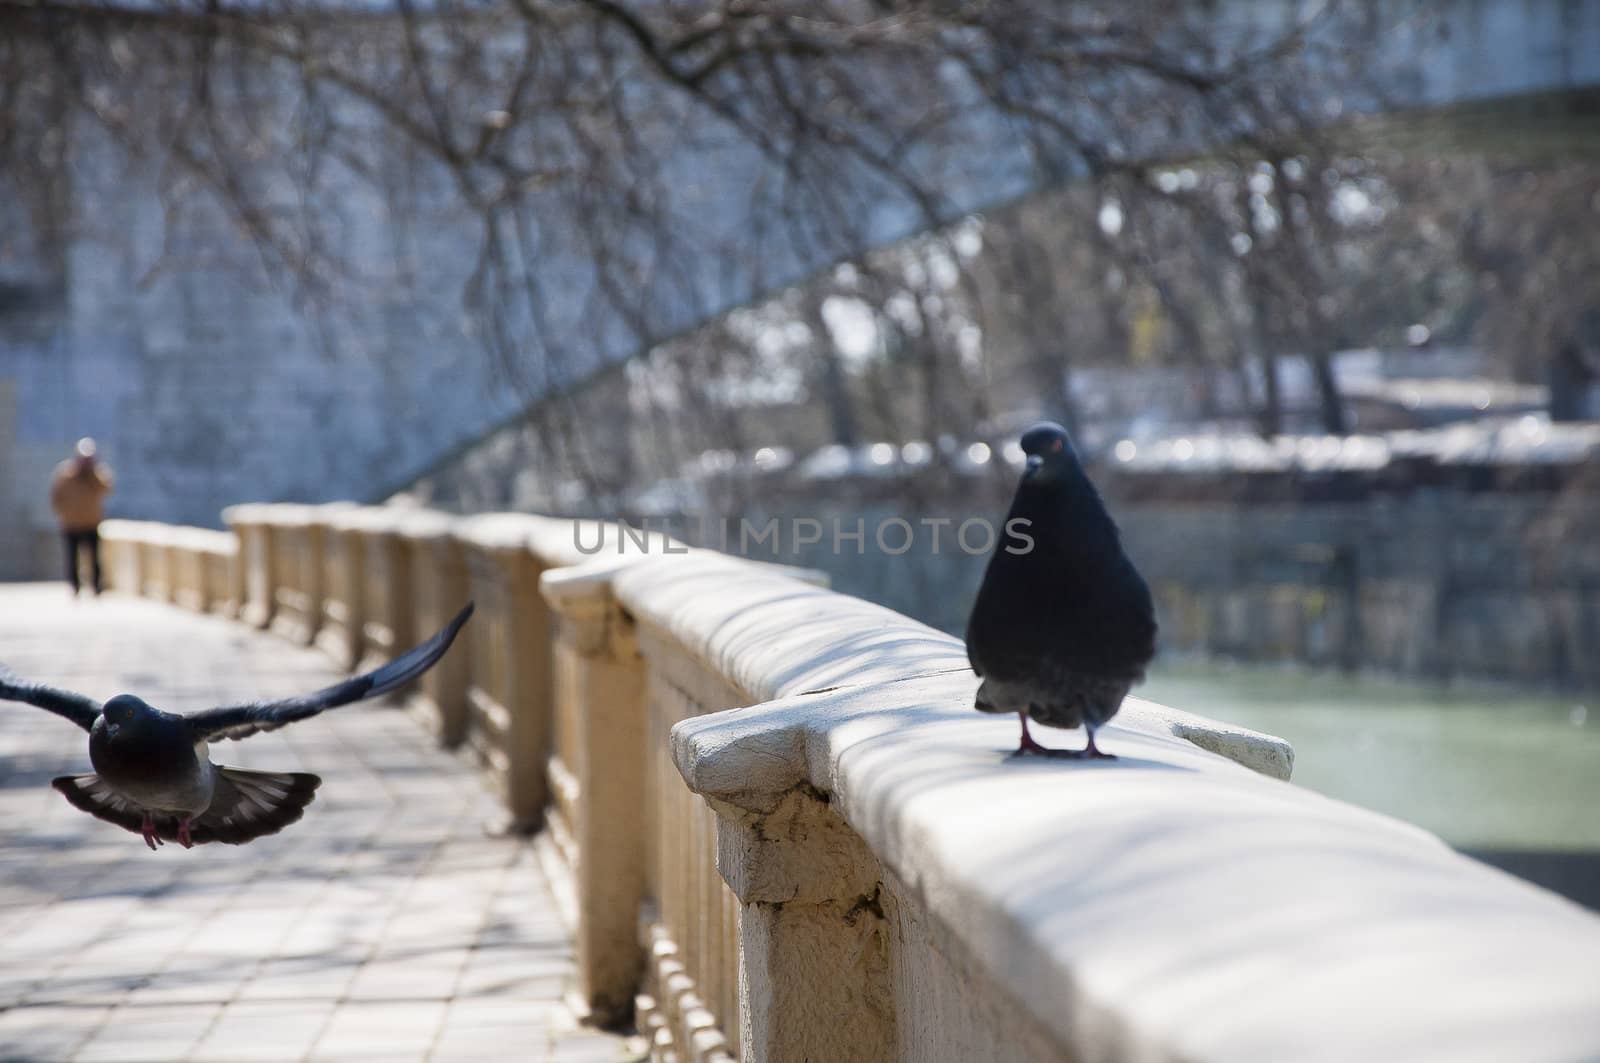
[1143,661,1600,907]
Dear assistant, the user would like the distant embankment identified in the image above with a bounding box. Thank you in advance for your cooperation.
[1119,492,1599,688]
[668,424,1600,690]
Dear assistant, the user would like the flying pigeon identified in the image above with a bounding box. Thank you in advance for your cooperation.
[2,603,473,849]
[966,423,1156,758]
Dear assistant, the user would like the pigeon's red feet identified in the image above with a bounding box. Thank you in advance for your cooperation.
[176,818,194,849]
[1013,714,1078,758]
[1080,729,1116,760]
[140,813,163,851]
[1012,714,1115,759]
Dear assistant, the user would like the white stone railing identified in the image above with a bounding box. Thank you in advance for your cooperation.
[107,507,1600,1063]
[453,512,622,832]
[221,504,276,629]
[602,551,1287,1062]
[100,519,240,616]
[542,547,832,1047]
[393,509,472,745]
[227,502,353,646]
[622,553,1600,1063]
[100,519,164,599]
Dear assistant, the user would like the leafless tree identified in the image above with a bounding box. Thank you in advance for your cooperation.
[3,0,1400,488]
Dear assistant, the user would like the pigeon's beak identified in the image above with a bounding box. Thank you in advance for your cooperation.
[106,722,120,738]
[1024,453,1043,475]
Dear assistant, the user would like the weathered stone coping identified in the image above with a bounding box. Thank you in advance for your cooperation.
[99,518,168,537]
[219,503,275,526]
[673,670,1600,1062]
[616,554,1600,1062]
[454,512,668,568]
[230,501,355,527]
[385,507,460,542]
[613,552,1288,776]
[326,504,415,534]
[544,550,828,615]
[100,519,235,554]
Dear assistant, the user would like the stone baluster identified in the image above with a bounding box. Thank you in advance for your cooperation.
[396,510,470,745]
[673,718,894,1063]
[541,559,649,1026]
[224,505,276,630]
[319,509,369,671]
[458,515,551,831]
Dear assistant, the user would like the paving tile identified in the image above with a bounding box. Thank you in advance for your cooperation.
[550,1033,645,1062]
[186,1000,335,1061]
[311,999,447,1059]
[0,1004,107,1061]
[72,1009,215,1063]
[429,1026,554,1062]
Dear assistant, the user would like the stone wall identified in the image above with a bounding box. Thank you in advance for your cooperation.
[652,453,1600,690]
[0,378,67,579]
[0,122,522,541]
[1120,494,1600,688]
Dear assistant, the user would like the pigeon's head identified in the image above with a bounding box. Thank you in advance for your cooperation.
[1019,422,1080,480]
[98,695,157,738]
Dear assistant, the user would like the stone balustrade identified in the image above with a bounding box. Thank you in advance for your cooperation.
[178,527,241,617]
[103,506,1600,1063]
[249,503,342,646]
[318,506,370,671]
[222,504,277,629]
[100,520,239,615]
[541,558,649,1029]
[393,509,471,745]
[99,519,162,598]
[453,513,587,832]
[350,507,416,673]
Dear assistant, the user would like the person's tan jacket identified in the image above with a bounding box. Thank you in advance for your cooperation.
[50,460,114,533]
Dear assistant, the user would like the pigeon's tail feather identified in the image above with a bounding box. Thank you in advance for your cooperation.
[191,767,321,845]
[52,769,321,846]
[52,774,149,836]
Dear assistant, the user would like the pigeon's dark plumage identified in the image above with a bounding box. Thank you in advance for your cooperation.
[3,602,473,849]
[966,423,1156,758]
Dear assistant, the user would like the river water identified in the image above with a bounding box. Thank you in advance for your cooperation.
[1142,661,1600,909]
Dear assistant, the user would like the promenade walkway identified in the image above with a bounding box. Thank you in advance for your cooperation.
[0,584,639,1063]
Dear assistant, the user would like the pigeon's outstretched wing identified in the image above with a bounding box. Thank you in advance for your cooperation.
[0,666,101,732]
[185,603,474,741]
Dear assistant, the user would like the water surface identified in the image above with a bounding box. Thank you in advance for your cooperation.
[1143,661,1600,907]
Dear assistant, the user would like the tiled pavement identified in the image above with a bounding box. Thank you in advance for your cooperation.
[0,585,642,1063]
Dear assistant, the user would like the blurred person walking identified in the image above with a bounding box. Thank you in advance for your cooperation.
[50,438,114,596]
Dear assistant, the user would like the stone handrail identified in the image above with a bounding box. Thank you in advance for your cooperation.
[227,502,353,646]
[99,519,164,598]
[602,551,1290,1062]
[100,520,239,616]
[624,553,1600,1063]
[318,505,370,671]
[455,512,590,831]
[392,509,471,745]
[542,547,834,1048]
[221,504,277,628]
[105,507,1600,1062]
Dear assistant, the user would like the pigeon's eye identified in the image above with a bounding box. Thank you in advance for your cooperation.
[1050,438,1064,454]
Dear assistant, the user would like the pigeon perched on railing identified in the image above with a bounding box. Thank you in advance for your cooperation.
[966,423,1156,758]
[1,603,473,849]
